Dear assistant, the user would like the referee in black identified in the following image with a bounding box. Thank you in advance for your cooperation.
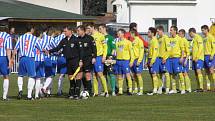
[44,26,83,100]
[76,25,97,96]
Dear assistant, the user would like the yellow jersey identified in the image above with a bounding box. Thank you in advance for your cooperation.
[181,37,190,57]
[148,37,159,65]
[158,34,171,60]
[116,38,134,64]
[203,33,215,57]
[131,36,144,63]
[92,31,107,57]
[169,35,185,58]
[192,34,204,61]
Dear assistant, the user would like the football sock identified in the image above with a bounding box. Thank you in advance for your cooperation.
[18,76,23,92]
[27,78,35,98]
[3,79,9,99]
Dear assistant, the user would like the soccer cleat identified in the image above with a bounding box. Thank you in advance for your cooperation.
[57,91,63,96]
[127,92,133,96]
[99,92,105,96]
[169,90,177,94]
[137,92,143,96]
[104,92,109,98]
[165,88,170,94]
[74,96,80,100]
[26,98,34,101]
[181,90,186,94]
[157,87,163,94]
[112,92,116,96]
[17,91,23,100]
[69,96,74,99]
[2,98,9,101]
[92,93,99,97]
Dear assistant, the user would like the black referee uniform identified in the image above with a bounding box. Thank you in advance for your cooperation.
[49,35,83,98]
[77,34,96,94]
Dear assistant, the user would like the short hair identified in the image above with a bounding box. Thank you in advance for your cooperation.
[170,26,178,32]
[117,29,126,34]
[64,26,74,31]
[86,23,95,28]
[179,29,186,35]
[201,25,209,31]
[156,25,164,32]
[129,22,137,30]
[99,24,107,29]
[26,25,35,32]
[130,28,137,35]
[77,25,86,31]
[188,28,196,33]
[148,27,156,36]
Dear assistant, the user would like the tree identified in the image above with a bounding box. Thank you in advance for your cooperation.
[83,0,107,16]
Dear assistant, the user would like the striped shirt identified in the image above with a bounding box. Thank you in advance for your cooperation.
[44,36,58,61]
[35,34,50,61]
[55,34,65,56]
[14,33,42,58]
[0,32,12,56]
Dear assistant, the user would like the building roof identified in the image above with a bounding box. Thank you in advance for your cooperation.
[0,0,95,21]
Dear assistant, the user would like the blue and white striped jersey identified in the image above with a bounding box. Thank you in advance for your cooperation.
[55,34,65,56]
[14,33,42,58]
[0,32,12,56]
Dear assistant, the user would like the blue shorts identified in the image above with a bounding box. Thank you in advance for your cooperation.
[158,58,171,73]
[131,59,143,74]
[148,58,159,74]
[115,60,130,75]
[169,58,182,74]
[192,60,204,70]
[57,56,67,74]
[182,58,189,73]
[44,58,57,77]
[0,56,9,76]
[93,56,104,73]
[18,57,36,78]
[204,55,214,69]
[35,61,45,78]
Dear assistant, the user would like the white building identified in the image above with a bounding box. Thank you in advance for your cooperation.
[112,0,215,32]
[17,0,82,14]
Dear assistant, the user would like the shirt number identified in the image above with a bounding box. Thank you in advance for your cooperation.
[0,38,4,48]
[25,40,29,50]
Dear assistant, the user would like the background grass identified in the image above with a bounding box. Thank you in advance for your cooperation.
[0,71,215,121]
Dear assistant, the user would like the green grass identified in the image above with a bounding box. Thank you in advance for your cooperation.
[0,71,215,121]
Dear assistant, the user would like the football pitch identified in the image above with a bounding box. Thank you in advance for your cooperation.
[0,71,215,121]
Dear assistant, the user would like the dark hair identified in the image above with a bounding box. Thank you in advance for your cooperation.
[179,29,186,35]
[26,25,35,32]
[149,27,156,36]
[77,25,86,31]
[99,24,107,29]
[188,28,196,33]
[64,26,73,31]
[171,26,178,32]
[130,28,137,36]
[156,25,164,32]
[87,23,95,28]
[117,29,126,34]
[0,24,9,32]
[201,25,209,31]
[129,22,137,30]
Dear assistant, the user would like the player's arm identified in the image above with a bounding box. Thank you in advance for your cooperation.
[47,39,64,54]
[102,36,107,59]
[210,36,215,60]
[137,33,148,48]
[196,38,204,61]
[6,36,13,68]
[129,41,135,66]
[163,37,171,61]
[179,38,185,63]
[11,36,20,60]
[150,40,158,66]
[137,38,144,64]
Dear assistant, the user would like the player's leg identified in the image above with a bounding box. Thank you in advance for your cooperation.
[123,60,132,95]
[184,72,191,92]
[163,58,171,94]
[57,56,67,95]
[57,74,65,95]
[136,61,144,95]
[17,57,25,99]
[0,57,10,100]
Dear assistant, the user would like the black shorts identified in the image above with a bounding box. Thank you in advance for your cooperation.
[82,56,93,72]
[66,58,79,75]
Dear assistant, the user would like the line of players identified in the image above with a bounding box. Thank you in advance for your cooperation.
[0,23,215,100]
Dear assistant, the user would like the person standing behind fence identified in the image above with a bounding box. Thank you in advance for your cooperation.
[179,29,192,93]
[0,26,13,101]
[12,25,42,100]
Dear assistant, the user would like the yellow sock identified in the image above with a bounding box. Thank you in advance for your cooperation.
[184,74,191,91]
[205,74,211,90]
[197,73,203,89]
[165,73,170,89]
[171,75,176,91]
[127,76,133,93]
[137,74,143,93]
[100,75,108,93]
[93,74,98,95]
[118,76,123,94]
[133,79,138,93]
[157,74,163,88]
[152,75,158,91]
[212,73,215,90]
[179,73,185,91]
